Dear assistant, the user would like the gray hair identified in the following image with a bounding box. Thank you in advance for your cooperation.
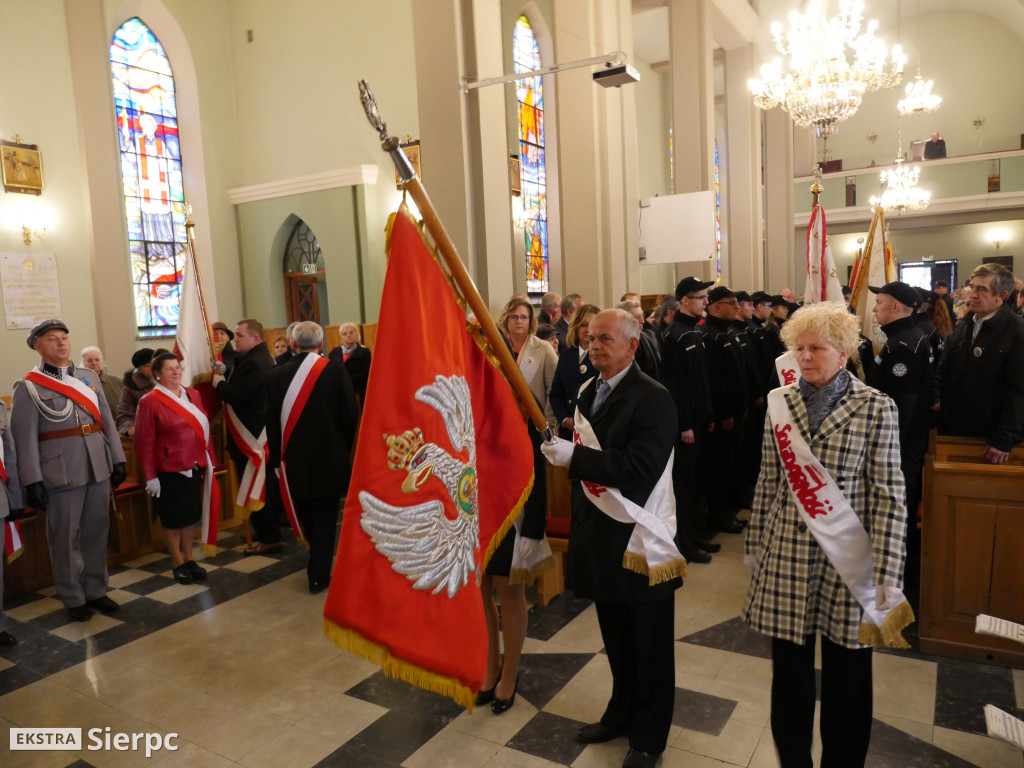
[604,308,640,342]
[561,293,582,315]
[285,321,300,341]
[970,263,1016,297]
[652,296,679,325]
[339,322,360,340]
[80,346,102,363]
[541,292,561,312]
[293,321,324,351]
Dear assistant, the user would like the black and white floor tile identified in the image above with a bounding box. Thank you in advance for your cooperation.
[1,529,1021,768]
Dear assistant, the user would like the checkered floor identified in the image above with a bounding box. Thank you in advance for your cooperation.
[1,529,1022,768]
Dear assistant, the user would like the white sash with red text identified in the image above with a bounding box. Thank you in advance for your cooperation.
[152,385,220,555]
[277,354,329,548]
[572,402,687,585]
[775,351,800,388]
[766,387,914,648]
[0,438,23,564]
[24,369,102,424]
[225,406,268,512]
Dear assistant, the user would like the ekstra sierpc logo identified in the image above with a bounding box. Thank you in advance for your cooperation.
[10,728,178,757]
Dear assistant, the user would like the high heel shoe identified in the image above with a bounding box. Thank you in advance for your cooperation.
[491,673,519,715]
[476,659,503,706]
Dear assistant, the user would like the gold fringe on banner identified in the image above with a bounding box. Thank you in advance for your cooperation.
[857,600,916,649]
[508,553,556,586]
[324,619,476,710]
[200,543,218,557]
[6,548,24,566]
[621,551,688,585]
[480,470,533,573]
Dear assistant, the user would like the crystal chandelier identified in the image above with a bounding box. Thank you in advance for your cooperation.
[870,157,930,214]
[749,0,906,138]
[897,75,941,115]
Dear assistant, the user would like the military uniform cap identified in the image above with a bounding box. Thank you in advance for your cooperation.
[750,291,772,304]
[869,281,922,309]
[675,276,714,300]
[26,319,69,350]
[734,290,752,303]
[707,286,736,304]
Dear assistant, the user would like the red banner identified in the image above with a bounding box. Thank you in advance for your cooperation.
[323,209,534,709]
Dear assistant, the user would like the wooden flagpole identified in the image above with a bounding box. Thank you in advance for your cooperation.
[183,205,219,367]
[358,81,552,439]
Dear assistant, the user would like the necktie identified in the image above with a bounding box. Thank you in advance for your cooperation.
[592,378,610,412]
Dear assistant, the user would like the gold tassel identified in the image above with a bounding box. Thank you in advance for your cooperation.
[200,542,218,557]
[481,470,534,572]
[621,551,688,585]
[857,600,916,649]
[508,553,556,586]
[6,548,24,566]
[323,619,476,710]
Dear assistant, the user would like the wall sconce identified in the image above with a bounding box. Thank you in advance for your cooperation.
[22,223,47,245]
[511,195,526,230]
[3,195,51,244]
[987,229,1009,250]
[866,133,878,144]
[972,116,986,129]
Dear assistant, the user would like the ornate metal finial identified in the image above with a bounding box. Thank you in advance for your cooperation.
[183,202,195,227]
[810,166,824,194]
[359,80,388,142]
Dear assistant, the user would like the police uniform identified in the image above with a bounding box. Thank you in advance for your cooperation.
[0,401,24,644]
[11,320,126,619]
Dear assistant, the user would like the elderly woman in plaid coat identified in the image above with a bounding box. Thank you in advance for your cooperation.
[743,302,907,768]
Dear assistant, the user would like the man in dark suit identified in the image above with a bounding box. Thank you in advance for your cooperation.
[554,293,582,350]
[327,322,372,400]
[266,322,360,593]
[213,318,282,554]
[542,309,680,768]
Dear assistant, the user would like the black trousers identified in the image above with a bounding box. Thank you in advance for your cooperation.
[706,421,742,524]
[296,495,341,586]
[902,468,923,605]
[672,424,710,548]
[233,457,283,545]
[595,597,676,755]
[771,635,873,768]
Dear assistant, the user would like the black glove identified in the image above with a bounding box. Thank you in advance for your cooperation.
[26,482,48,512]
[110,463,127,489]
[7,508,25,522]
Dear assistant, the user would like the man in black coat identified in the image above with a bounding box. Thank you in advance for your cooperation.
[213,318,283,554]
[266,322,360,593]
[542,309,680,768]
[327,322,373,401]
[913,288,944,368]
[934,264,1024,464]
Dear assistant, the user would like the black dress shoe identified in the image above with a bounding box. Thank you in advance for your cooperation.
[622,748,658,768]
[172,564,194,585]
[682,547,712,564]
[86,595,120,613]
[185,561,208,581]
[697,537,721,553]
[68,605,93,622]
[577,722,628,744]
[0,631,17,647]
[716,517,747,534]
[243,541,283,556]
[309,581,327,595]
[491,674,519,715]
[476,660,503,706]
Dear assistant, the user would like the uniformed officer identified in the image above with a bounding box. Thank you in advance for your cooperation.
[11,320,127,622]
[0,400,25,645]
[868,282,932,601]
[732,291,766,505]
[700,286,749,534]
[913,287,944,368]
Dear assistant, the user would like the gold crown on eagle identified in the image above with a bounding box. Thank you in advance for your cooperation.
[384,428,425,470]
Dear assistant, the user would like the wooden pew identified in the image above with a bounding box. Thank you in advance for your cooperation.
[536,464,572,606]
[920,432,1024,666]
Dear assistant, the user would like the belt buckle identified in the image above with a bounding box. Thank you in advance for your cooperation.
[81,424,92,436]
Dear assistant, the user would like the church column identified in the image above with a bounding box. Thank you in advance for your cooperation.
[763,108,795,293]
[724,43,763,290]
[669,0,715,279]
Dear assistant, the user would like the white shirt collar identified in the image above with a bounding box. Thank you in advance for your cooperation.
[599,363,632,392]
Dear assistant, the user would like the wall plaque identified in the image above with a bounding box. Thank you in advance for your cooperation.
[1,252,62,329]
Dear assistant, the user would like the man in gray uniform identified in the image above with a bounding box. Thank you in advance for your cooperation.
[11,319,127,622]
[0,400,24,645]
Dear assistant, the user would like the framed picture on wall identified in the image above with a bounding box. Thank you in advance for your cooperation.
[983,255,1014,271]
[1,140,43,195]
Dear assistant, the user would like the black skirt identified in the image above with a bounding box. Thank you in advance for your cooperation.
[153,469,203,529]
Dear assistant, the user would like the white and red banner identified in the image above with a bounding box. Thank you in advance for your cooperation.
[225,407,268,513]
[849,207,895,355]
[173,249,221,418]
[804,205,846,305]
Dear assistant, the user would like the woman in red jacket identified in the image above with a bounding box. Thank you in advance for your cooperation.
[134,353,213,584]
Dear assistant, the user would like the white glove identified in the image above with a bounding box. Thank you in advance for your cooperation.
[145,478,161,498]
[518,536,545,562]
[212,373,225,388]
[875,585,899,611]
[540,437,575,467]
[212,361,226,375]
[743,554,756,575]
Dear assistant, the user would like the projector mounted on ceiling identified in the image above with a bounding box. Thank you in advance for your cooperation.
[593,64,640,88]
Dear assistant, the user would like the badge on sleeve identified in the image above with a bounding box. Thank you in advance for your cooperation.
[892,363,908,377]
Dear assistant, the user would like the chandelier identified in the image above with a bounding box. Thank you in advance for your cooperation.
[870,157,930,215]
[897,75,941,115]
[749,0,906,137]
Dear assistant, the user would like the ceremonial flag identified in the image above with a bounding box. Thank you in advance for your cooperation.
[849,206,895,355]
[803,204,845,304]
[173,247,220,418]
[324,208,535,709]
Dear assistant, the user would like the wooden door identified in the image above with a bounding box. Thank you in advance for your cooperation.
[285,274,321,324]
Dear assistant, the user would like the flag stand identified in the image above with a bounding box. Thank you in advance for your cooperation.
[358,80,552,440]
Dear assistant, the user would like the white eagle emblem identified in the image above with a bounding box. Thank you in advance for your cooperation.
[359,375,479,598]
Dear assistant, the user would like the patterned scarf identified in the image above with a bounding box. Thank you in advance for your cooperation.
[799,368,850,435]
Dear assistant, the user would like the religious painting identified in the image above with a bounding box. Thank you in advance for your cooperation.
[1,141,44,195]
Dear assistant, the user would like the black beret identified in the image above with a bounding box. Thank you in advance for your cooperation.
[675,276,714,300]
[26,319,69,350]
[132,348,156,368]
[869,281,922,309]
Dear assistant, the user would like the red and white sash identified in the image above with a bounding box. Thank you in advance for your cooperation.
[775,351,799,387]
[152,385,220,555]
[277,354,329,547]
[225,405,268,512]
[0,439,23,564]
[766,387,914,648]
[24,369,102,424]
[572,388,687,585]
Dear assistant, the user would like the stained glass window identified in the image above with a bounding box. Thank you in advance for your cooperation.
[514,15,548,295]
[284,221,325,274]
[714,141,722,284]
[110,18,186,332]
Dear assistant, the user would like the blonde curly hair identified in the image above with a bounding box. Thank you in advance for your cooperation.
[780,301,860,354]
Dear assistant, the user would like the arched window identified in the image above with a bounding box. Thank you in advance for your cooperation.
[514,15,547,294]
[110,18,186,333]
